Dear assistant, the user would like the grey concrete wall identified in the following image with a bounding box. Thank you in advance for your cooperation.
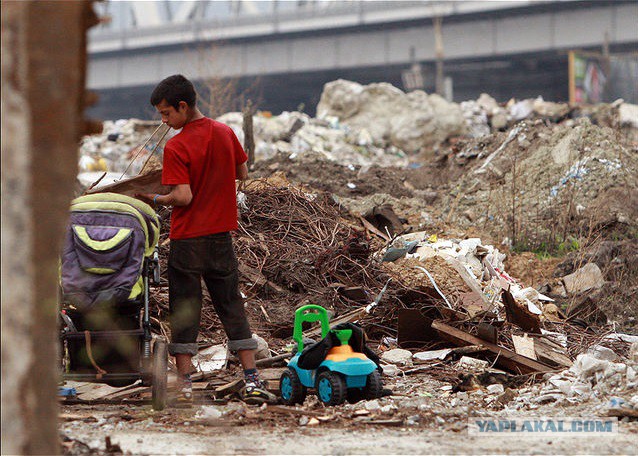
[1,1,93,453]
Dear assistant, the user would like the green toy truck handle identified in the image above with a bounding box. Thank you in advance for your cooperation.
[293,304,331,352]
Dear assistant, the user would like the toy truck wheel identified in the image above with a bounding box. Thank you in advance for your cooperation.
[316,371,347,406]
[346,388,364,404]
[279,368,307,405]
[364,369,383,399]
[151,339,168,411]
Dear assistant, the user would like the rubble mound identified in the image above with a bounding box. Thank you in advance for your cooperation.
[79,119,168,175]
[317,79,467,153]
[444,119,638,251]
[518,342,638,411]
[250,153,414,199]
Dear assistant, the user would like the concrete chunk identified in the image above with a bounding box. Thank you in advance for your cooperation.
[457,356,489,371]
[562,263,604,294]
[381,348,413,365]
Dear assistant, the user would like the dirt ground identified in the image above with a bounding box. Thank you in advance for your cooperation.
[60,368,638,455]
[60,410,638,455]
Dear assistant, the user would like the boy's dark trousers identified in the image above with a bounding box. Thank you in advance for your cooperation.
[167,232,257,355]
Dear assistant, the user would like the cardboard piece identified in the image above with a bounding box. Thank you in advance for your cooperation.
[512,334,537,360]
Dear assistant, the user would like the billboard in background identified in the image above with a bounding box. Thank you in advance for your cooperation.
[569,51,638,104]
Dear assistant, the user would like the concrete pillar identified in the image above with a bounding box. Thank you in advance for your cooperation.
[1,1,96,454]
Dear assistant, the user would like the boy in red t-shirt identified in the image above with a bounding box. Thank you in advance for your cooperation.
[139,74,275,405]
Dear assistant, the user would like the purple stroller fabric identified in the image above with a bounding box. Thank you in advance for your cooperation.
[61,197,156,310]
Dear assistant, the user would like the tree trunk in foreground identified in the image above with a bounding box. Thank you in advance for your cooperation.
[1,1,97,453]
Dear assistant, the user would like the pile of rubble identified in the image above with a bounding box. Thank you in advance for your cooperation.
[78,79,638,185]
[316,79,467,153]
[525,342,638,409]
[148,175,396,340]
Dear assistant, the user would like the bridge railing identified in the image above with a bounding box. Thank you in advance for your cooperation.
[88,0,558,52]
[89,1,460,39]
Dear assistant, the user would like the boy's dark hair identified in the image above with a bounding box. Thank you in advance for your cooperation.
[150,74,196,109]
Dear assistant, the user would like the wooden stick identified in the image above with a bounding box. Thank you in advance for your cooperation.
[139,125,170,175]
[84,172,107,194]
[359,216,390,241]
[255,353,291,368]
[119,123,163,179]
[260,305,272,323]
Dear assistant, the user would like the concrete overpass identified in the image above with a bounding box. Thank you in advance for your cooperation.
[87,0,638,119]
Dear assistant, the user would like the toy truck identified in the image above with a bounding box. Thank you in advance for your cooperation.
[279,304,382,406]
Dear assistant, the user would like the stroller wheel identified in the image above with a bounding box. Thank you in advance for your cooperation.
[151,338,168,411]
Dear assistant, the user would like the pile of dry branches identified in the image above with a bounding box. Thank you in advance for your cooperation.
[234,180,396,330]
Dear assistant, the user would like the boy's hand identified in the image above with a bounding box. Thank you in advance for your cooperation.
[136,193,156,205]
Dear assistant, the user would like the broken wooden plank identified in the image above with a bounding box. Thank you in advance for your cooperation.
[359,216,391,241]
[437,306,470,321]
[397,308,437,348]
[190,371,217,382]
[531,336,573,368]
[477,323,498,344]
[59,412,94,421]
[340,286,368,303]
[214,378,244,398]
[257,367,287,381]
[239,264,286,294]
[365,204,404,236]
[72,382,135,401]
[607,407,638,418]
[431,320,553,374]
[452,345,487,356]
[502,287,541,333]
[102,386,149,401]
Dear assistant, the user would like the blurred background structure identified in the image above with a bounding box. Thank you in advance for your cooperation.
[88,0,638,120]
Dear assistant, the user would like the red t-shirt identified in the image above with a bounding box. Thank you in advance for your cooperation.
[162,117,247,240]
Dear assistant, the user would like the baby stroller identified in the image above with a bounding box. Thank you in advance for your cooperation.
[59,192,168,410]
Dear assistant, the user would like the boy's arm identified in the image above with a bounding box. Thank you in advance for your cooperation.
[138,184,192,207]
[236,162,248,181]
